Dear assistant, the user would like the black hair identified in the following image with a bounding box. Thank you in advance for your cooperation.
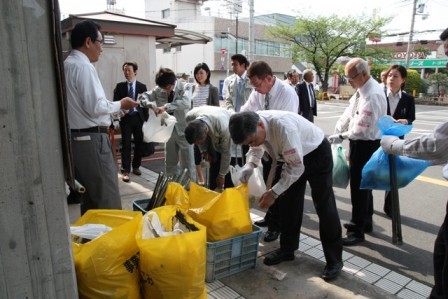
[247,60,273,80]
[440,27,448,41]
[185,120,208,144]
[231,54,250,69]
[70,20,102,49]
[193,63,211,85]
[388,64,408,90]
[229,112,260,144]
[155,67,176,87]
[123,62,138,72]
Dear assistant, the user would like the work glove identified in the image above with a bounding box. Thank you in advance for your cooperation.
[328,134,344,144]
[381,135,404,155]
[239,164,254,183]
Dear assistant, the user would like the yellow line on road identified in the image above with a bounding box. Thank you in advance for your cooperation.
[416,175,448,187]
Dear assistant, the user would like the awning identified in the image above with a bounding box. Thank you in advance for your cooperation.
[156,28,212,49]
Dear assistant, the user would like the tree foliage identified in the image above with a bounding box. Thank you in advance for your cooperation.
[268,12,393,92]
[428,73,448,97]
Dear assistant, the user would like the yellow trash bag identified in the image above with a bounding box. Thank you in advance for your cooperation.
[188,183,252,242]
[136,205,207,299]
[165,181,190,210]
[164,182,253,242]
[72,210,142,299]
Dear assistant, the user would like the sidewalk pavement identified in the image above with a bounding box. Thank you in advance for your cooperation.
[68,168,432,299]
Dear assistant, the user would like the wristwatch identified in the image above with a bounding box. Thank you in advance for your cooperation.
[270,189,279,199]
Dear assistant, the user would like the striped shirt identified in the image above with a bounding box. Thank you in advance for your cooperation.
[191,85,210,108]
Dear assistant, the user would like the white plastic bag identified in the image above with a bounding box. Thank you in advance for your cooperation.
[230,164,266,207]
[143,110,177,143]
[70,224,112,240]
[141,211,186,239]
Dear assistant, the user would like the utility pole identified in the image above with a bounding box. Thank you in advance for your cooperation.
[248,0,254,61]
[405,0,418,68]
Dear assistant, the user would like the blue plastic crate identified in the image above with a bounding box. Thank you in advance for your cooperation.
[206,225,262,282]
[132,199,151,213]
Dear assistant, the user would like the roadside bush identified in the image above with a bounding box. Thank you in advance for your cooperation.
[404,69,424,95]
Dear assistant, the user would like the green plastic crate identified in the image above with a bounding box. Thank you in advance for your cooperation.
[206,225,262,282]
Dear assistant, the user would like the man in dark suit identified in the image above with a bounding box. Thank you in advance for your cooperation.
[113,62,148,182]
[297,69,317,122]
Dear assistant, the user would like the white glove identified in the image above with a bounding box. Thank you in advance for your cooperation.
[239,164,254,183]
[381,135,404,155]
[113,120,120,130]
[443,164,448,180]
[328,134,344,144]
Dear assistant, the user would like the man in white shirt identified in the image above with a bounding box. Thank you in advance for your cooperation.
[241,61,298,112]
[329,58,387,246]
[230,110,343,281]
[241,60,299,242]
[65,20,139,215]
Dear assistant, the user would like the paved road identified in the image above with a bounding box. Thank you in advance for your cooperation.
[255,101,448,288]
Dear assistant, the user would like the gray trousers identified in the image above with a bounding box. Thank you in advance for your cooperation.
[71,132,122,215]
[165,129,196,182]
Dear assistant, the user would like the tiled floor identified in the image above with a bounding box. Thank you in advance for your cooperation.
[126,168,433,299]
[205,213,432,299]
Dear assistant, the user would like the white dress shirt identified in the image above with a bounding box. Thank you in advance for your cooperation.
[334,77,387,140]
[386,89,401,116]
[246,110,324,196]
[241,76,299,113]
[65,50,121,129]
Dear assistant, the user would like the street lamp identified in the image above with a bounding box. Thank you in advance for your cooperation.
[405,0,429,68]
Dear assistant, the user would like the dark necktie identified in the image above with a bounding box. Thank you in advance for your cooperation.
[264,141,277,189]
[128,82,134,99]
[308,84,314,107]
[128,82,137,114]
[168,91,174,103]
[264,93,270,110]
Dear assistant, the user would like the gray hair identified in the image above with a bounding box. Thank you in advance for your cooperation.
[354,59,370,75]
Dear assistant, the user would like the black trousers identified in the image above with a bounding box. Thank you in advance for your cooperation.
[262,157,283,232]
[430,201,448,299]
[348,139,380,236]
[207,151,233,191]
[275,139,342,265]
[120,113,144,173]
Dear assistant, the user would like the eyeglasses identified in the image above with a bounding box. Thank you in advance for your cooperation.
[251,77,266,89]
[94,39,104,46]
[346,72,361,81]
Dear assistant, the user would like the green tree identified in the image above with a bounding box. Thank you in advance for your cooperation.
[428,73,448,97]
[269,12,392,92]
[405,70,424,95]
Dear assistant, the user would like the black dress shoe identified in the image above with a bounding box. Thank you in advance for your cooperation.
[342,233,365,246]
[254,219,268,227]
[343,221,373,233]
[264,231,279,242]
[264,249,295,266]
[383,206,392,218]
[321,261,343,281]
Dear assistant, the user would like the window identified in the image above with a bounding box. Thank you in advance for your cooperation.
[163,48,171,54]
[162,8,170,19]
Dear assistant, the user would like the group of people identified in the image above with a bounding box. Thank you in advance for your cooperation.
[65,19,448,296]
